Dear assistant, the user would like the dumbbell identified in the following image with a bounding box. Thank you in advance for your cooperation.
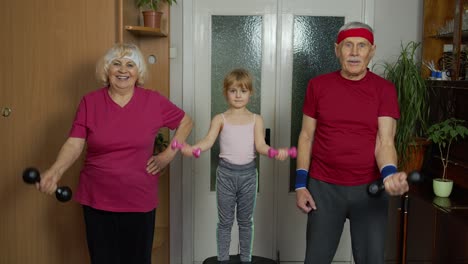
[22,167,72,202]
[367,170,423,196]
[268,146,297,158]
[171,140,201,158]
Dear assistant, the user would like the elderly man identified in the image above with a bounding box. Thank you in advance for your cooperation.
[295,21,409,264]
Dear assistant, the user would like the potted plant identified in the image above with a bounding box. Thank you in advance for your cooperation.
[427,118,468,197]
[381,41,430,172]
[153,132,168,155]
[136,0,177,28]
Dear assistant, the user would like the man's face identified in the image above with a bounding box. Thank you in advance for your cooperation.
[335,37,376,80]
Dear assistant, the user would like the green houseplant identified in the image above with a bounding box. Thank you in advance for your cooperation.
[427,118,468,197]
[153,132,169,155]
[136,0,177,28]
[381,41,430,172]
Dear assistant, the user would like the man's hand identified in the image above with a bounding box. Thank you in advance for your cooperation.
[384,172,409,196]
[295,188,317,213]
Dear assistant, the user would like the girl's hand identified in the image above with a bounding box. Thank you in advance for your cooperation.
[275,148,289,161]
[180,144,196,157]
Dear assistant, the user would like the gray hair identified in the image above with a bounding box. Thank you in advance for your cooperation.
[338,21,374,34]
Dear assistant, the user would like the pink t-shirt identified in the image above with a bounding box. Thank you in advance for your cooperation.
[69,86,184,212]
[303,70,400,185]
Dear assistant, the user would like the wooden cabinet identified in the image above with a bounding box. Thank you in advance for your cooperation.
[422,0,468,80]
[422,1,468,189]
[425,81,468,189]
[405,183,468,263]
[117,1,171,263]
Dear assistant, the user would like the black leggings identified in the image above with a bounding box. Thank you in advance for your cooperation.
[82,206,156,264]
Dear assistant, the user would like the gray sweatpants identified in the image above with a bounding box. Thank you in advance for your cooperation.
[305,177,389,264]
[216,159,257,263]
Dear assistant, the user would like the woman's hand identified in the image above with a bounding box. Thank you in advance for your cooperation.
[38,168,61,195]
[146,149,176,175]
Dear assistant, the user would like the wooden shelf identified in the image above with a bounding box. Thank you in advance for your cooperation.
[430,30,468,40]
[125,25,167,37]
[426,80,468,89]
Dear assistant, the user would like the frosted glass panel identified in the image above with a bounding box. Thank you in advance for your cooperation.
[289,16,344,191]
[210,16,263,191]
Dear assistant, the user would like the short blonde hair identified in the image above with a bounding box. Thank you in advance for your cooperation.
[96,43,147,86]
[223,68,254,98]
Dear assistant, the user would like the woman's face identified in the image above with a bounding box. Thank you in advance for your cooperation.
[108,58,138,90]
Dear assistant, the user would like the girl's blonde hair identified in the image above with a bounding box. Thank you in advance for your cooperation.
[96,43,147,86]
[223,68,254,98]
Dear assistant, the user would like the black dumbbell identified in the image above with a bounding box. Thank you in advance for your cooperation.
[22,167,72,202]
[367,171,423,196]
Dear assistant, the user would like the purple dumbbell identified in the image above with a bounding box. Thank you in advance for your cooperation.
[268,146,297,158]
[171,140,201,158]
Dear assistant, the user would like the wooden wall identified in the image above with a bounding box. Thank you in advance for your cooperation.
[0,0,171,263]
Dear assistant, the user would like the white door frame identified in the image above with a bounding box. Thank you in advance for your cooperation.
[170,0,375,263]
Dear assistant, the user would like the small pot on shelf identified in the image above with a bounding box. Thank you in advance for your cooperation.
[142,10,163,28]
[433,178,454,198]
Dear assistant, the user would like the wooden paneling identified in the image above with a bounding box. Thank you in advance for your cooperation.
[0,0,116,263]
[0,0,172,262]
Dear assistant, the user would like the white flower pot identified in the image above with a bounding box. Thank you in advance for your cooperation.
[432,178,454,198]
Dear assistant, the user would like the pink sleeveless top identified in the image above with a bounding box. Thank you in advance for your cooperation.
[219,113,256,165]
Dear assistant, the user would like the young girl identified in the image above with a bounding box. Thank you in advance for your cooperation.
[181,68,290,263]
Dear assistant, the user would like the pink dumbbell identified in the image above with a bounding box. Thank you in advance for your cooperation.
[171,140,201,158]
[268,146,297,158]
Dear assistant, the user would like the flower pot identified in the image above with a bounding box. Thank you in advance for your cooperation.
[401,138,430,173]
[142,10,163,28]
[432,178,454,197]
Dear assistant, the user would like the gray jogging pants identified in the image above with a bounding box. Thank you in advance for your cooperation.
[305,177,389,264]
[216,158,257,263]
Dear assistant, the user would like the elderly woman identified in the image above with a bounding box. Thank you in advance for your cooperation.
[38,43,192,264]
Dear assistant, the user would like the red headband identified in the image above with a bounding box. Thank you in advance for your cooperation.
[336,28,374,45]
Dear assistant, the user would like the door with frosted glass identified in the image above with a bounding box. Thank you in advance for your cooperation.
[192,0,371,262]
[276,0,371,262]
[193,0,278,261]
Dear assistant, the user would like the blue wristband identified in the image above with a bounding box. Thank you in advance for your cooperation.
[295,169,308,189]
[381,164,397,179]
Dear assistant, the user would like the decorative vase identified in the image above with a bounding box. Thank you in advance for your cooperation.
[142,10,163,28]
[432,178,454,197]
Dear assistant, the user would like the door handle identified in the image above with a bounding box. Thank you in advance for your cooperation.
[265,128,271,146]
[1,107,12,117]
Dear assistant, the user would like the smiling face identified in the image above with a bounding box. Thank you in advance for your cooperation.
[335,36,375,80]
[108,58,138,91]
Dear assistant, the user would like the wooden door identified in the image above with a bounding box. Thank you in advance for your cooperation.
[0,1,116,263]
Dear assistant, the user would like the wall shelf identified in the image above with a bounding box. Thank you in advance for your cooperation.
[125,25,167,37]
[430,30,468,41]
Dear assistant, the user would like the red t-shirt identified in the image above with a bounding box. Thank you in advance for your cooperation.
[303,70,400,185]
[69,86,184,212]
